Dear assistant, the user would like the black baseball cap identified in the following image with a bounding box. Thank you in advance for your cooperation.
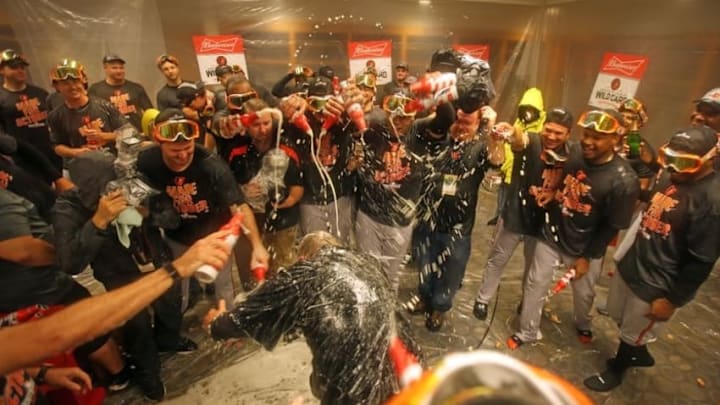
[318,65,334,80]
[215,64,233,77]
[102,54,125,64]
[695,87,720,113]
[667,126,718,156]
[545,107,574,131]
[308,77,332,97]
[0,49,29,68]
[176,82,205,105]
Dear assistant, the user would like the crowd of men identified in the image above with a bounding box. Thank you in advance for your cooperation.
[0,45,719,404]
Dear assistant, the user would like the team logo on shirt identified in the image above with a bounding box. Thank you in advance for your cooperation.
[558,170,592,216]
[166,176,209,217]
[0,170,12,189]
[14,95,47,128]
[640,186,678,238]
[2,369,35,405]
[374,143,410,184]
[529,166,564,206]
[110,90,137,116]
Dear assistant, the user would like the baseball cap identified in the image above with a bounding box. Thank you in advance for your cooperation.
[667,126,718,156]
[308,77,332,97]
[318,65,335,80]
[102,54,125,64]
[695,87,720,113]
[0,49,29,68]
[395,61,409,70]
[545,107,574,131]
[215,64,233,77]
[176,82,205,105]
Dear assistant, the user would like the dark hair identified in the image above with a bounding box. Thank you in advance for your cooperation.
[243,98,269,113]
[226,76,252,94]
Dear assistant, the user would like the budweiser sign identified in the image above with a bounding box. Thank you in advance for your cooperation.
[453,44,490,61]
[192,35,244,54]
[348,41,392,59]
[599,52,649,79]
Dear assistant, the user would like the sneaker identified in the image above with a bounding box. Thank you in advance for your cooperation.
[506,334,524,351]
[137,376,166,402]
[159,337,198,355]
[472,300,488,320]
[577,329,594,344]
[107,366,131,392]
[425,310,444,332]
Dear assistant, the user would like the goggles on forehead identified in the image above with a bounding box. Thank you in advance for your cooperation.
[619,98,648,126]
[156,54,179,67]
[383,94,417,117]
[153,119,200,143]
[355,73,376,90]
[308,95,332,113]
[577,110,623,134]
[658,144,714,174]
[227,91,257,107]
[50,59,87,82]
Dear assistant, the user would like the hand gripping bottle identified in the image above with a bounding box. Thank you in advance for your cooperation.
[291,111,313,137]
[346,103,367,133]
[550,268,576,296]
[195,212,245,284]
[410,72,457,97]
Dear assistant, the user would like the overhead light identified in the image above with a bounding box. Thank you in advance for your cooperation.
[419,0,431,5]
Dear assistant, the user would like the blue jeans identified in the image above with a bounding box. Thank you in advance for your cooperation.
[417,231,472,312]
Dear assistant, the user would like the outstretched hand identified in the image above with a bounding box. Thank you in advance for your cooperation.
[173,230,232,278]
[203,299,228,333]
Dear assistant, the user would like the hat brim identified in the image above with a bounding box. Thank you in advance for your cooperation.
[1,59,29,68]
[103,58,125,64]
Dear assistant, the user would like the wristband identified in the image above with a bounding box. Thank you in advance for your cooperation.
[35,365,50,384]
[165,262,182,281]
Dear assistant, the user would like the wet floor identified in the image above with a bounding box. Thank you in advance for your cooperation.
[107,185,720,404]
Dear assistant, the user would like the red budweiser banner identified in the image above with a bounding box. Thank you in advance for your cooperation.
[348,40,393,85]
[453,44,490,61]
[192,35,249,84]
[588,51,650,109]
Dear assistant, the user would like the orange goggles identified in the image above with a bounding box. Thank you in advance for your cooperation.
[50,59,87,82]
[658,144,713,173]
[153,119,199,143]
[577,110,623,134]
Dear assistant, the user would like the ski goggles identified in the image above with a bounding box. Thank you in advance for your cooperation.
[50,59,87,82]
[658,144,714,173]
[153,119,200,143]
[382,94,417,117]
[577,110,623,134]
[156,53,179,68]
[355,73,376,90]
[308,95,332,113]
[0,49,28,67]
[227,91,257,107]
[618,98,648,126]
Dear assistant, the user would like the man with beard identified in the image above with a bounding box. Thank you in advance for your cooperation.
[584,126,720,391]
[203,231,422,405]
[507,109,639,349]
[473,108,575,321]
[155,54,190,110]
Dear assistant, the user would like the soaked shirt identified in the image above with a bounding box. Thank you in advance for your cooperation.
[211,246,421,405]
[88,80,153,131]
[0,84,60,169]
[619,171,720,306]
[543,152,639,258]
[47,98,126,151]
[138,145,244,245]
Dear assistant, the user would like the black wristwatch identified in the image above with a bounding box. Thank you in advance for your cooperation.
[165,262,182,281]
[35,365,50,384]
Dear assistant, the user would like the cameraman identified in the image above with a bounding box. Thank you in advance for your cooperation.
[53,151,186,401]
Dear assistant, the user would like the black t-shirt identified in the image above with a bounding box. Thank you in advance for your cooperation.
[88,80,153,131]
[156,81,190,111]
[47,97,127,151]
[45,91,64,113]
[210,246,421,404]
[0,84,61,169]
[502,134,578,236]
[290,114,354,205]
[542,152,639,258]
[427,137,491,235]
[138,145,244,245]
[0,155,56,221]
[0,189,77,312]
[226,135,303,231]
[619,171,720,306]
[357,123,425,227]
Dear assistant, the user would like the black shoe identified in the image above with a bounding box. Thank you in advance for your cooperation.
[607,342,655,369]
[425,311,445,332]
[107,366,131,392]
[584,368,623,392]
[473,300,488,320]
[403,294,428,315]
[159,337,198,355]
[136,376,166,402]
[486,217,498,226]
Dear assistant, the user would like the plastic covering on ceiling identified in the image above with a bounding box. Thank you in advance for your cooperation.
[3,0,720,145]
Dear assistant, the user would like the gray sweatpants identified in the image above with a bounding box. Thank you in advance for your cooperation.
[475,218,536,304]
[166,238,236,311]
[607,272,668,346]
[355,210,413,291]
[516,239,603,342]
[299,196,353,245]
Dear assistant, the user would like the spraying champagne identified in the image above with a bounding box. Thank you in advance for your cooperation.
[195,212,246,284]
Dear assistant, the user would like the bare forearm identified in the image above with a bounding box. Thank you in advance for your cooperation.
[234,203,264,249]
[54,144,83,158]
[0,237,56,266]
